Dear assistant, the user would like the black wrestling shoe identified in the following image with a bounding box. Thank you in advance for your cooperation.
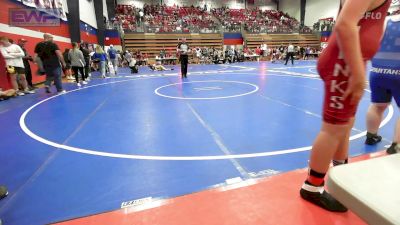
[365,132,382,145]
[0,186,8,200]
[386,143,399,154]
[300,188,348,212]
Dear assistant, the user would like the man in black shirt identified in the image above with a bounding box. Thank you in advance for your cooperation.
[18,38,34,90]
[177,38,189,78]
[34,33,66,93]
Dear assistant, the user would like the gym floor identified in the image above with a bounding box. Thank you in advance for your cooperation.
[0,61,395,225]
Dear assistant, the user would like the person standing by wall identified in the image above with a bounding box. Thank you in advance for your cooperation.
[0,37,34,96]
[34,33,66,94]
[68,42,87,87]
[63,48,73,80]
[80,42,91,81]
[18,39,34,90]
[177,38,190,78]
[299,0,392,212]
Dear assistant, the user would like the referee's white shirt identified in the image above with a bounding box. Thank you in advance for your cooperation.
[287,45,295,53]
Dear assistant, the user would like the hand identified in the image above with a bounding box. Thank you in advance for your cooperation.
[61,62,66,69]
[343,74,365,105]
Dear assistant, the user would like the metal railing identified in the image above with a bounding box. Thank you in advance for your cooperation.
[244,25,315,34]
[124,24,221,34]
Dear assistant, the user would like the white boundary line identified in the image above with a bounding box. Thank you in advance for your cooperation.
[154,80,259,100]
[19,69,394,161]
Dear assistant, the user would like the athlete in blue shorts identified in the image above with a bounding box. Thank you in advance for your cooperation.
[365,15,400,154]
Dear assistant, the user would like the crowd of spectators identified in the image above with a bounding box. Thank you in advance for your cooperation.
[212,7,312,33]
[112,4,141,31]
[113,4,218,33]
[391,8,400,15]
[147,44,321,66]
[313,19,335,32]
[0,33,133,102]
[113,4,313,34]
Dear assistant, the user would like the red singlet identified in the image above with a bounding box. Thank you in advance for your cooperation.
[317,0,392,124]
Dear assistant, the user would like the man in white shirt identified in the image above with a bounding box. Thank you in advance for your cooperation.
[284,43,295,66]
[0,37,34,95]
[177,38,190,78]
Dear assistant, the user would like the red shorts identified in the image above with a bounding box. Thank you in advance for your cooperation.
[319,60,361,125]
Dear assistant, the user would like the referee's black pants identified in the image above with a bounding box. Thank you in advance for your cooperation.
[285,52,294,65]
[180,55,188,77]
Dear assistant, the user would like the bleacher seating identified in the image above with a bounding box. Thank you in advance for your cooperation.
[244,33,320,49]
[212,7,312,33]
[114,4,218,33]
[117,4,320,60]
[124,33,223,60]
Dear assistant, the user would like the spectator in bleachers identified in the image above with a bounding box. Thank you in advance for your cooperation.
[391,8,400,15]
[0,36,35,96]
[115,4,217,33]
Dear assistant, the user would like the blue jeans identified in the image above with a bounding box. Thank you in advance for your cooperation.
[44,66,63,92]
[100,61,106,77]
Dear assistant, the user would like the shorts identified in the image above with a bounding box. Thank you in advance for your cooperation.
[8,66,25,75]
[369,69,400,107]
[319,60,359,124]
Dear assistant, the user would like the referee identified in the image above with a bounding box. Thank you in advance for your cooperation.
[177,38,189,78]
[284,43,295,66]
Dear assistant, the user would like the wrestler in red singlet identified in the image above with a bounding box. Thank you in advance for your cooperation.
[300,0,392,213]
[318,0,392,124]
